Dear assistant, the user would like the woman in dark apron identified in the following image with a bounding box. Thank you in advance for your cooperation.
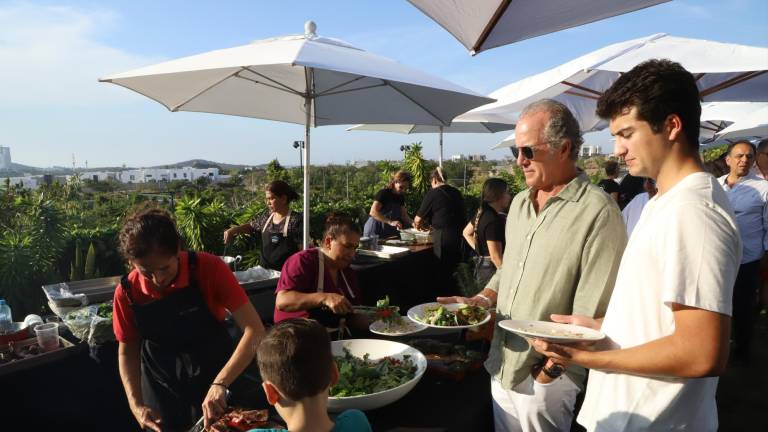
[224,180,302,271]
[414,167,466,296]
[363,170,413,239]
[113,208,265,431]
[462,178,511,288]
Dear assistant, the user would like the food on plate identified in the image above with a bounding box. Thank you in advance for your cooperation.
[96,302,113,320]
[374,296,400,323]
[206,408,271,432]
[415,304,488,327]
[370,318,425,336]
[330,348,417,397]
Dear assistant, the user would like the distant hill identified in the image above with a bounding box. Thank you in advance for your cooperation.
[149,159,266,171]
[1,159,268,176]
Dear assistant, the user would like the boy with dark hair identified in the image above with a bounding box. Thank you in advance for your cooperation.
[249,318,372,432]
[531,59,741,431]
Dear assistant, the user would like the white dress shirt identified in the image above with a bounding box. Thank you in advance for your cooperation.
[718,173,768,263]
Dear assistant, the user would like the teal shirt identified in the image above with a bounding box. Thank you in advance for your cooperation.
[248,409,372,432]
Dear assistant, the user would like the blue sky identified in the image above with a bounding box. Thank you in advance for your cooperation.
[1,0,766,168]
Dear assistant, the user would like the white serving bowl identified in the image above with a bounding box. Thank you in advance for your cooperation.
[328,339,427,412]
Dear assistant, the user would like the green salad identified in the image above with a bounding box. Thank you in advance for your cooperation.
[330,348,417,397]
[416,304,488,326]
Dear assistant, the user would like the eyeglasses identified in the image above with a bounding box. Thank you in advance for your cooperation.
[511,144,548,160]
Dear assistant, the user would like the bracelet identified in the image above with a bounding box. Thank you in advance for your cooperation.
[476,294,493,308]
[211,382,228,389]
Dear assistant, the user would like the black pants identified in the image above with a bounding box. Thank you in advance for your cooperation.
[732,260,760,361]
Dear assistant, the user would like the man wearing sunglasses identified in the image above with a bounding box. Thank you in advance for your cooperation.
[439,99,627,431]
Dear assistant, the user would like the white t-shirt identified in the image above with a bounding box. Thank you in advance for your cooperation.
[621,192,649,238]
[578,172,741,432]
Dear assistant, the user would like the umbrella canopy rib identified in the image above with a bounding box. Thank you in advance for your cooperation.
[316,76,368,97]
[700,71,767,98]
[561,81,603,96]
[386,80,449,126]
[234,73,303,96]
[243,67,305,95]
[472,0,513,55]
[171,69,243,112]
[564,90,601,101]
[316,83,389,98]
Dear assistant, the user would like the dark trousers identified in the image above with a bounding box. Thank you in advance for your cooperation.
[732,260,760,360]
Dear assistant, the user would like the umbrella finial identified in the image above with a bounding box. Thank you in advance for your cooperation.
[304,21,317,39]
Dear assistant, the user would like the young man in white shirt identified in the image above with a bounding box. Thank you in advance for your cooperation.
[717,140,768,364]
[531,59,741,431]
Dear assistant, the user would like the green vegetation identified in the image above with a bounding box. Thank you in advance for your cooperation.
[0,149,522,317]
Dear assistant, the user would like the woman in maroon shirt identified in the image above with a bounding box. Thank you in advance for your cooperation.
[274,214,362,328]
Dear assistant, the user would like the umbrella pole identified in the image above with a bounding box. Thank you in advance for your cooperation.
[303,95,311,249]
[439,126,444,168]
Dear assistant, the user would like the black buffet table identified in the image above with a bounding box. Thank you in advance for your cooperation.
[0,245,490,431]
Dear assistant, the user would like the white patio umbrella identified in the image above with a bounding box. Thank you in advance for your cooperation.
[700,102,768,143]
[459,33,768,140]
[346,121,513,166]
[492,102,768,149]
[100,21,494,247]
[716,105,768,141]
[407,0,669,55]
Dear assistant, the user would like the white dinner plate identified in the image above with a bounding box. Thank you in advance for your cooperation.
[498,319,605,343]
[407,302,491,329]
[369,318,427,336]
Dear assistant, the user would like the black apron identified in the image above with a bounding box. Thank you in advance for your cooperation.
[363,196,401,238]
[121,252,238,432]
[259,211,299,271]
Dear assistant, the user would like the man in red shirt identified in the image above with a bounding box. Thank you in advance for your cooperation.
[112,208,265,431]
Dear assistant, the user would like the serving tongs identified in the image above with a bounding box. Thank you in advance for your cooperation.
[187,415,205,432]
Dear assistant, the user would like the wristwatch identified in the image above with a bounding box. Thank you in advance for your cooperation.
[541,362,566,379]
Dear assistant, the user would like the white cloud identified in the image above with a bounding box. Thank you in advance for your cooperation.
[0,2,163,107]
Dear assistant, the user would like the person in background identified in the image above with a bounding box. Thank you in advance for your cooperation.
[621,178,657,237]
[717,139,768,365]
[249,318,372,432]
[223,180,303,271]
[113,208,266,431]
[598,160,621,204]
[440,99,626,432]
[617,173,645,209]
[532,59,741,432]
[363,170,413,239]
[751,138,768,180]
[414,167,466,296]
[462,177,512,287]
[274,214,363,332]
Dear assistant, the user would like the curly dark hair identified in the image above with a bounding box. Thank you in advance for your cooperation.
[119,207,181,260]
[596,59,701,152]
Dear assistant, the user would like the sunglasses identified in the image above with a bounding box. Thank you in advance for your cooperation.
[511,144,547,160]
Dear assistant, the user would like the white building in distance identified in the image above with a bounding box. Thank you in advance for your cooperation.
[580,145,602,157]
[118,166,219,183]
[3,176,39,190]
[0,146,11,170]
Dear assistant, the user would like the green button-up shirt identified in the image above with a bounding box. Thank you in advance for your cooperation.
[485,173,627,390]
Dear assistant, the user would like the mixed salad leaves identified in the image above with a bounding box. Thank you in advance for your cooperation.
[330,348,417,397]
[416,304,488,327]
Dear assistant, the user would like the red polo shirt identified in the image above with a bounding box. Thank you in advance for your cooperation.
[274,248,361,323]
[112,251,249,343]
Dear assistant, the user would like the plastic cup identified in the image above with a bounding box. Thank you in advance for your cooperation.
[34,322,60,352]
